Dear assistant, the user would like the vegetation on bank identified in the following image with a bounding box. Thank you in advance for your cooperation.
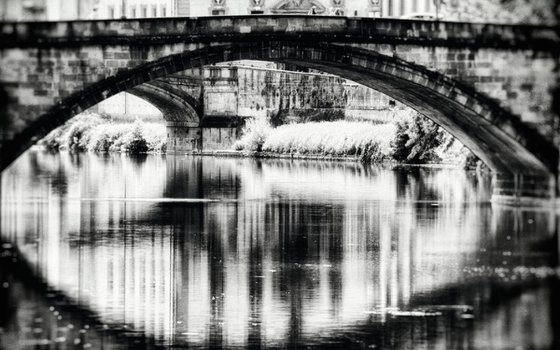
[41,111,479,168]
[40,113,167,154]
[392,114,479,168]
[234,114,478,167]
[233,119,395,163]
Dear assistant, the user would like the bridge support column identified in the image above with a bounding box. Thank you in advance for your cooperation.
[200,117,244,152]
[201,127,241,151]
[491,172,556,206]
[166,122,202,153]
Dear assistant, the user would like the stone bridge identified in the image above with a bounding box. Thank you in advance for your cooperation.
[0,16,558,202]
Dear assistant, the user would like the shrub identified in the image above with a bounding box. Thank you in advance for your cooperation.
[233,117,272,152]
[41,127,67,151]
[88,124,131,152]
[359,141,385,163]
[120,120,149,153]
[256,121,395,163]
[38,112,168,155]
[142,122,168,153]
[391,114,445,164]
[66,114,104,151]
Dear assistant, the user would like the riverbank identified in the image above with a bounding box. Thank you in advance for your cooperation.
[233,119,396,163]
[40,112,476,168]
[233,118,474,167]
[178,150,476,171]
[41,113,167,153]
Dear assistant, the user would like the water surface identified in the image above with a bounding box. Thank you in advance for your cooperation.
[1,151,558,349]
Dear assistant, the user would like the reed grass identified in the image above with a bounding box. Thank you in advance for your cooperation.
[235,119,396,162]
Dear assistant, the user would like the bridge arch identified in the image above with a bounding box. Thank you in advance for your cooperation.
[1,41,556,198]
[128,79,202,125]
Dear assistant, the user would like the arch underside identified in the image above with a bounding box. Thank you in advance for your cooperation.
[128,79,202,126]
[1,42,557,178]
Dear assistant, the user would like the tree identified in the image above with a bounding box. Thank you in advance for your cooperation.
[391,114,445,164]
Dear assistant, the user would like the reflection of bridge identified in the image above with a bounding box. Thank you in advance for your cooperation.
[0,16,559,201]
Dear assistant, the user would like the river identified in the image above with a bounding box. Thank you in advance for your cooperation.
[0,150,558,349]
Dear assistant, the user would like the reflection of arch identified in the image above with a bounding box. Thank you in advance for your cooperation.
[271,0,327,13]
[0,42,556,182]
[128,78,202,126]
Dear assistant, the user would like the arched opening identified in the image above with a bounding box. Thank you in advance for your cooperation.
[127,79,204,153]
[1,42,556,198]
[128,78,203,125]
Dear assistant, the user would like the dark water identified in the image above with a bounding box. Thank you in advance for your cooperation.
[0,150,558,349]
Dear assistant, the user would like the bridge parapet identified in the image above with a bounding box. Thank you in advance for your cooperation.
[0,16,558,51]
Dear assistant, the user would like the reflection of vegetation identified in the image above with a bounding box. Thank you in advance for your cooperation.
[40,113,166,154]
[235,119,395,163]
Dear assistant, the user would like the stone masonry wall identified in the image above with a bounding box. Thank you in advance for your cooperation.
[203,65,401,124]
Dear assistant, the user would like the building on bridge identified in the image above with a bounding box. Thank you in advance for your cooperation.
[1,0,439,21]
[92,0,437,19]
[0,0,97,21]
[1,1,553,24]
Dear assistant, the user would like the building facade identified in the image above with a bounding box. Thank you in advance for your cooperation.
[0,0,441,21]
[0,0,99,21]
[95,0,185,19]
[1,1,553,24]
[94,0,438,19]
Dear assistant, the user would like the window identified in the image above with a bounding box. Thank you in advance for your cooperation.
[130,6,136,18]
[230,68,238,80]
[108,5,115,18]
[152,5,157,17]
[210,68,221,79]
[161,5,167,17]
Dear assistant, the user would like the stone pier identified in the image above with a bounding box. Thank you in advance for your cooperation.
[166,122,201,153]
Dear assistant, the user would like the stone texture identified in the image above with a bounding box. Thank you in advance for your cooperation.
[166,124,202,153]
[0,16,558,200]
[203,65,396,124]
[201,128,240,152]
